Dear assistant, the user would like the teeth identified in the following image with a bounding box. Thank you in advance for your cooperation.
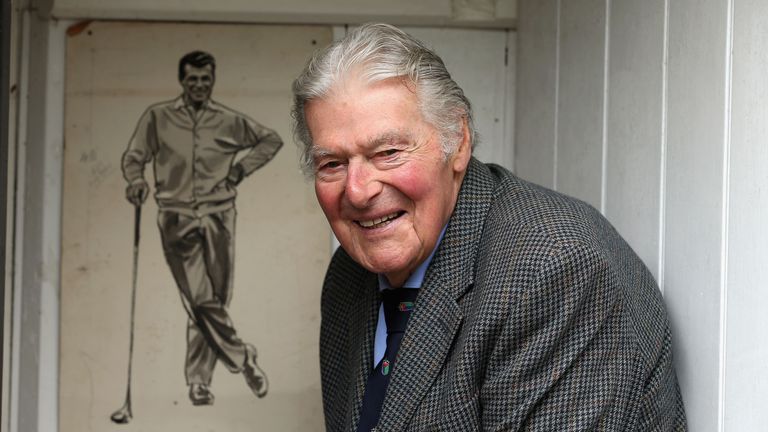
[358,212,400,228]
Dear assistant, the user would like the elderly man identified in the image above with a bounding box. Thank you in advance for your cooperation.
[122,50,280,405]
[292,24,686,431]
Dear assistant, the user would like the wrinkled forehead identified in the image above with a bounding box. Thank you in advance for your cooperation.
[303,74,419,127]
[306,76,421,131]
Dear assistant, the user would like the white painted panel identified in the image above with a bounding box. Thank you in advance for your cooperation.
[556,0,605,209]
[724,0,768,428]
[665,1,730,430]
[404,27,511,167]
[604,0,665,280]
[514,0,557,187]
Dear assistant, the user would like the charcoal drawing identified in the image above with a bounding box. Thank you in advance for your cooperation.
[116,50,282,413]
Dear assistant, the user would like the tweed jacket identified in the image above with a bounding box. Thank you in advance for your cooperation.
[319,158,687,431]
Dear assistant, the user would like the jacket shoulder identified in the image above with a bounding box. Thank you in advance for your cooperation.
[480,164,671,366]
[321,247,369,313]
[147,99,177,112]
[324,247,366,288]
[135,99,178,120]
[485,164,612,248]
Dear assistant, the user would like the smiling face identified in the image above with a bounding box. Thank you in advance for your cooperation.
[305,77,471,287]
[180,64,214,106]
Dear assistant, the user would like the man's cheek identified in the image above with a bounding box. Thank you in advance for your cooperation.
[315,185,344,224]
[392,167,432,196]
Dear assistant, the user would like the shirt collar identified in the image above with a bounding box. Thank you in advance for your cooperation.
[377,225,448,290]
[173,96,222,112]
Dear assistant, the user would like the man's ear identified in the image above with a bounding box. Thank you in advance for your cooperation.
[451,116,472,174]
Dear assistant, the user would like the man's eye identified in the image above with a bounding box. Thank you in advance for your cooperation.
[379,149,399,157]
[320,161,342,170]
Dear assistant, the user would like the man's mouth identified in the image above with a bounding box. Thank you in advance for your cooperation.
[355,212,404,229]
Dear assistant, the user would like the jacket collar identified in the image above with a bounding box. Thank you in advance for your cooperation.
[347,272,381,431]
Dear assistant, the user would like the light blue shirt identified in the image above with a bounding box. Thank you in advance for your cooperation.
[373,226,447,367]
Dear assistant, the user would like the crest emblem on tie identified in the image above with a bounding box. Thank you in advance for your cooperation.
[381,359,390,375]
[398,302,415,312]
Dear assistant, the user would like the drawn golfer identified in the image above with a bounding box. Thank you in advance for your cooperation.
[121,50,282,406]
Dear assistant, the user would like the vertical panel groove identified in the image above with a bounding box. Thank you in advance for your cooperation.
[553,0,561,190]
[719,0,735,430]
[503,29,515,170]
[658,0,670,291]
[9,11,31,432]
[600,0,611,214]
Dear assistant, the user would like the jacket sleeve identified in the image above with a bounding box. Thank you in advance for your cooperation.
[479,241,686,431]
[231,115,283,177]
[121,108,157,184]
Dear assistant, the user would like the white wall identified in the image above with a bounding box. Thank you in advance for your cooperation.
[665,1,729,428]
[516,0,768,430]
[724,1,768,428]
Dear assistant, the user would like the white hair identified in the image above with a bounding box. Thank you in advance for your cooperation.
[291,23,477,176]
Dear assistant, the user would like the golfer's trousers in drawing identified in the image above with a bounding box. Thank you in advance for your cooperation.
[157,205,247,385]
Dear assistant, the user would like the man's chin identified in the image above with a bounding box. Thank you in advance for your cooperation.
[335,233,413,271]
[355,254,413,283]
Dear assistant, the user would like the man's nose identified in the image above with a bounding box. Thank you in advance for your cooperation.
[344,160,382,208]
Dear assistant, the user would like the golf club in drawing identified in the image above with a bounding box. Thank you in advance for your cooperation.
[110,204,141,424]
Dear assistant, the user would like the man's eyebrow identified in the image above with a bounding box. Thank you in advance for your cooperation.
[310,131,414,161]
[310,147,336,160]
[367,131,412,148]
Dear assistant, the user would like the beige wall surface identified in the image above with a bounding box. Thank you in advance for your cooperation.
[60,21,331,432]
[44,0,516,27]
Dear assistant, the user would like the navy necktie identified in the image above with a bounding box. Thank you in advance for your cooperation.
[356,288,419,432]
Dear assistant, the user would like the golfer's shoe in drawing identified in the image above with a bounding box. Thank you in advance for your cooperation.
[243,344,268,398]
[189,383,215,406]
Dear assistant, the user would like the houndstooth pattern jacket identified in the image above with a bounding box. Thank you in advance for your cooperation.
[319,158,687,431]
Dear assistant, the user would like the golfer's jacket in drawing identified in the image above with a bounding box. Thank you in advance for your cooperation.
[122,97,282,208]
[319,158,687,431]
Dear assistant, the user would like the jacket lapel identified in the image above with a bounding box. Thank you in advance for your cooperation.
[345,272,380,431]
[377,158,497,431]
